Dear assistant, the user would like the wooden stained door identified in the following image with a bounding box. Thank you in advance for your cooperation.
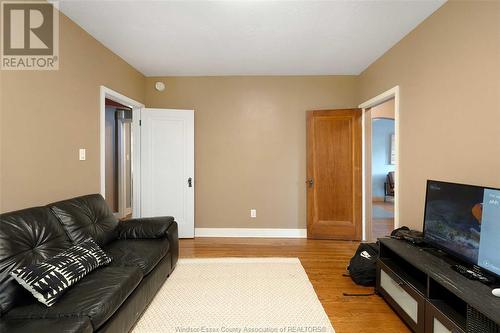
[306,109,362,240]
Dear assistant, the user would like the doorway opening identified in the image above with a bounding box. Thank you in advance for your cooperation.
[359,86,400,242]
[99,87,195,237]
[370,99,395,239]
[100,86,144,219]
[105,99,133,219]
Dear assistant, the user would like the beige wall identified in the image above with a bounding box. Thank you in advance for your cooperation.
[145,76,358,229]
[3,1,498,236]
[359,1,500,230]
[0,11,145,212]
[370,98,395,119]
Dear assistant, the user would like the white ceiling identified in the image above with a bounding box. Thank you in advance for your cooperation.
[59,0,445,76]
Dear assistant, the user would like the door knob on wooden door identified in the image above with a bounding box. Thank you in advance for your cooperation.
[306,179,314,188]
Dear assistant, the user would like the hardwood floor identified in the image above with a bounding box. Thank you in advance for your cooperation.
[180,237,410,333]
[372,218,394,239]
[372,201,395,239]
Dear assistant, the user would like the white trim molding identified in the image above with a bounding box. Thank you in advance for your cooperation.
[99,86,144,218]
[195,228,307,238]
[359,86,399,109]
[359,86,400,242]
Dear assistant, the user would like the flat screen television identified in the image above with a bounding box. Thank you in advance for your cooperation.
[423,180,500,276]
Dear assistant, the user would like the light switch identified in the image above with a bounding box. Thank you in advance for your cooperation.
[79,149,86,161]
[250,209,257,218]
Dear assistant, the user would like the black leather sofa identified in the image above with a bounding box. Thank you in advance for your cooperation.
[0,194,179,333]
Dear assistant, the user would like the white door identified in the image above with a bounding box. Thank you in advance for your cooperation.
[140,108,194,238]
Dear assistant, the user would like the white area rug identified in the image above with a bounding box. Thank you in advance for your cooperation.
[132,258,334,333]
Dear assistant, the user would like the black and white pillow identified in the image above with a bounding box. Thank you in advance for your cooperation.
[10,238,111,306]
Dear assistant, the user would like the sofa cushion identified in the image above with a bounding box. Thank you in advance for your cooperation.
[0,207,72,315]
[6,266,142,330]
[11,239,112,307]
[96,255,173,333]
[104,238,169,275]
[0,317,93,333]
[48,194,119,246]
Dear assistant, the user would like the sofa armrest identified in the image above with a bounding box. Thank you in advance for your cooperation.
[118,217,179,270]
[118,216,175,240]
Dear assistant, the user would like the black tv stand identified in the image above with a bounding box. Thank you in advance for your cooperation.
[376,238,500,333]
[420,246,448,257]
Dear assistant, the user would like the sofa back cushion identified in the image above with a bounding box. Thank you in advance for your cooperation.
[48,194,118,246]
[0,207,72,315]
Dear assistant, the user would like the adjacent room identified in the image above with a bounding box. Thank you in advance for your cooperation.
[1,1,499,333]
[369,98,396,240]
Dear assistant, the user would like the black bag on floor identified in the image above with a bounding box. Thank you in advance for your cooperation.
[347,242,379,286]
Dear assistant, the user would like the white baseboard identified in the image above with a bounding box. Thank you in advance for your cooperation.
[194,228,307,238]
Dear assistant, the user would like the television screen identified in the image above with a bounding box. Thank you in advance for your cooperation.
[423,180,500,276]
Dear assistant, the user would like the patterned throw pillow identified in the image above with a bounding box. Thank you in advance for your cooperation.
[10,238,111,306]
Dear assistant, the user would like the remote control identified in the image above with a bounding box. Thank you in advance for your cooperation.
[452,264,491,283]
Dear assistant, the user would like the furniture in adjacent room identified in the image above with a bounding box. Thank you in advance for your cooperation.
[384,171,395,202]
[0,194,179,333]
[376,238,500,333]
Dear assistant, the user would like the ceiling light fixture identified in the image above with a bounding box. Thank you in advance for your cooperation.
[155,81,165,91]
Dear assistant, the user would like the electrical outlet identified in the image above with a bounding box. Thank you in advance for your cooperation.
[250,209,257,218]
[79,148,86,161]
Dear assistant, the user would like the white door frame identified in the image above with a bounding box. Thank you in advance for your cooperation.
[359,86,400,241]
[99,86,144,218]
